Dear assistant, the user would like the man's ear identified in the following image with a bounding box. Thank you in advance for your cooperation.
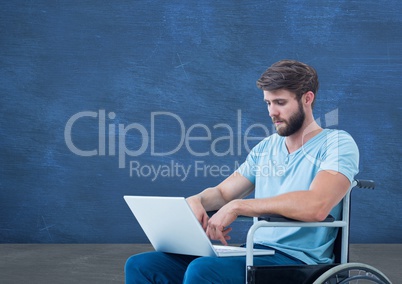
[304,91,315,106]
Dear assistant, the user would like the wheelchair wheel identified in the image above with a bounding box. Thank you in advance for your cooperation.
[312,262,392,284]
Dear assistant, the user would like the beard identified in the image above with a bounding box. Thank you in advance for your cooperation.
[274,102,305,137]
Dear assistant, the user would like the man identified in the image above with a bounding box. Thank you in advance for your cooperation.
[125,60,359,283]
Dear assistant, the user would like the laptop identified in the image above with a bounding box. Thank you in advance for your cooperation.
[124,196,274,257]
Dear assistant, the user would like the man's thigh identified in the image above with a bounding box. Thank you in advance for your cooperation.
[184,251,304,284]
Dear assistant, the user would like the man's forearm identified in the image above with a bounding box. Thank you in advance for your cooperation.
[189,187,228,212]
[233,191,321,221]
[233,189,338,222]
[188,172,255,213]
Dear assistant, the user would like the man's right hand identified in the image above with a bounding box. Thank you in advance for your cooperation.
[186,196,209,231]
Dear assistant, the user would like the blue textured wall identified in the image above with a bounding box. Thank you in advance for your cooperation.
[1,1,401,244]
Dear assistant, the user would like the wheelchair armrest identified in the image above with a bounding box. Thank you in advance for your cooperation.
[207,210,218,218]
[246,218,346,267]
[354,179,375,189]
[258,214,335,223]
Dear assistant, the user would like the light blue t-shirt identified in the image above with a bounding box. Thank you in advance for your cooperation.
[236,129,359,264]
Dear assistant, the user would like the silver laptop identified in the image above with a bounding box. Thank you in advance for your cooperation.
[124,196,274,257]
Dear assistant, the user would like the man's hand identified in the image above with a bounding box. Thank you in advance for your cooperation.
[186,196,209,230]
[206,200,239,246]
[186,174,254,245]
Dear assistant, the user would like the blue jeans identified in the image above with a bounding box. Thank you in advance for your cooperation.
[125,245,305,283]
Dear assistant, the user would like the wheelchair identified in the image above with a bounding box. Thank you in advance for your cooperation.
[244,179,392,284]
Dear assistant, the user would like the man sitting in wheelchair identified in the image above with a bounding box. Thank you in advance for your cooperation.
[125,60,360,283]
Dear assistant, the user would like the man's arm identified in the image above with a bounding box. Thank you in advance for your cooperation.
[235,170,350,220]
[207,170,351,244]
[186,172,254,230]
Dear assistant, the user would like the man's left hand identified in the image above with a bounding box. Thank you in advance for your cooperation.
[206,201,239,245]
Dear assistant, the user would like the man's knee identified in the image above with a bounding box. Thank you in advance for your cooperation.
[125,254,142,272]
[125,253,149,283]
[125,252,166,283]
[126,252,195,284]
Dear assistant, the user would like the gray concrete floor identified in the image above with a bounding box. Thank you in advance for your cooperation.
[0,244,400,283]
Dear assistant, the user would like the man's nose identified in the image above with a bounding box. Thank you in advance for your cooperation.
[268,104,279,118]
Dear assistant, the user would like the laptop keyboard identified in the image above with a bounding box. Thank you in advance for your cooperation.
[214,245,245,252]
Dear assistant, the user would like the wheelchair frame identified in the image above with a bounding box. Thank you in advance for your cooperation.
[244,179,392,284]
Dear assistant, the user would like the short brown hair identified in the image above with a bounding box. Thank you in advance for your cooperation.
[256,60,319,107]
